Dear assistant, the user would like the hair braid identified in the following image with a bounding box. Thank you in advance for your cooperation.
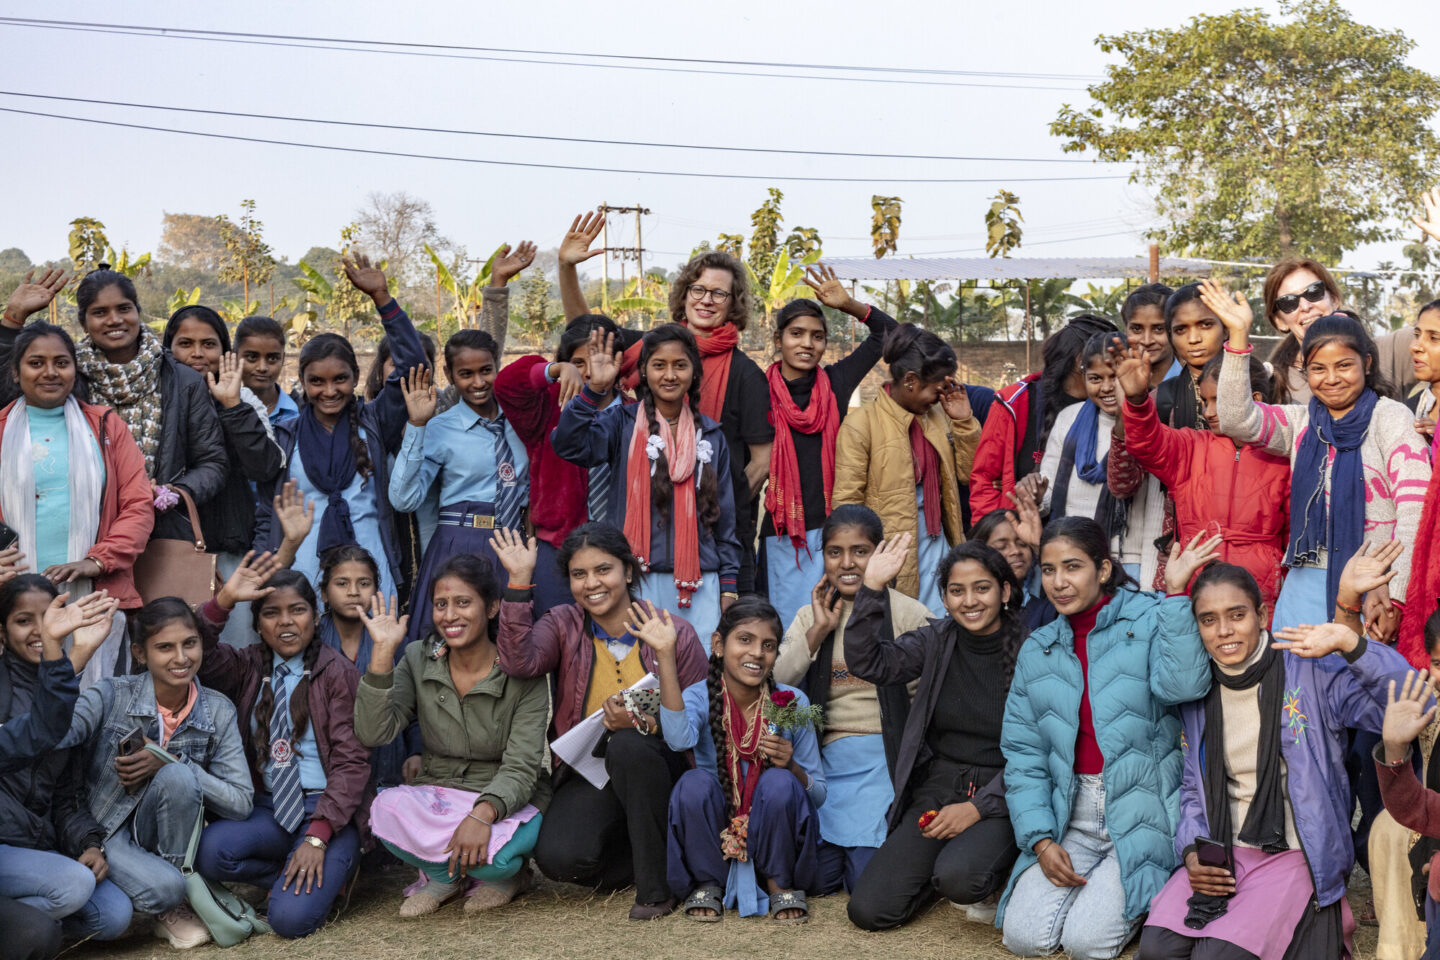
[251,647,277,761]
[705,655,734,814]
[287,638,323,758]
[348,397,373,479]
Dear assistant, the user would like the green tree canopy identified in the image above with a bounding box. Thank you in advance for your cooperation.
[1051,0,1440,262]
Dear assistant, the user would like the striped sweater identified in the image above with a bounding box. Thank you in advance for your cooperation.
[1217,349,1430,603]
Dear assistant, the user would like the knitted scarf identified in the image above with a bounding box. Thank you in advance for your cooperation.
[1287,390,1377,614]
[77,328,165,478]
[623,398,701,607]
[764,363,839,553]
[297,402,359,558]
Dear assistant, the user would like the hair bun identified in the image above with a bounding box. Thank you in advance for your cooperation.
[95,263,112,272]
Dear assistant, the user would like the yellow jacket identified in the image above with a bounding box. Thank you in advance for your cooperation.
[833,388,981,598]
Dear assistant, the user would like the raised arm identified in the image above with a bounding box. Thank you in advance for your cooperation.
[354,595,417,747]
[1202,279,1297,456]
[843,536,931,686]
[388,367,442,514]
[344,254,429,453]
[558,211,605,321]
[492,531,564,679]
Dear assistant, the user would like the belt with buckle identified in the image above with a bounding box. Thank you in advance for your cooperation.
[438,511,496,529]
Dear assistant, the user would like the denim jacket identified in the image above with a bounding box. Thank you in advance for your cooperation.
[59,674,253,838]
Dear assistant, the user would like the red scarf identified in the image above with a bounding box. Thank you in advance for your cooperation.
[623,398,703,607]
[885,386,942,537]
[717,682,768,862]
[764,363,839,553]
[618,322,739,423]
[1400,468,1440,669]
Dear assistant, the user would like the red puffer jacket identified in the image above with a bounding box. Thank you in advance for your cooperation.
[1121,394,1291,612]
[968,374,1039,518]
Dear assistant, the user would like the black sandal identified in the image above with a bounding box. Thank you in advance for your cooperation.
[683,886,724,922]
[629,898,677,921]
[769,890,808,925]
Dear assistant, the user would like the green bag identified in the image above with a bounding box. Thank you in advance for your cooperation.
[170,752,272,946]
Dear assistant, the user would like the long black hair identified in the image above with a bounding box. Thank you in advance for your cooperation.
[299,333,372,478]
[1038,516,1136,598]
[636,323,719,530]
[556,522,643,602]
[882,323,956,385]
[1037,313,1116,450]
[1121,283,1173,326]
[250,570,323,764]
[557,313,623,364]
[129,597,207,654]
[363,331,437,401]
[705,596,784,814]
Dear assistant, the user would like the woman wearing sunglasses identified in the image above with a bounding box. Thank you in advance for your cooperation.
[1263,259,1415,404]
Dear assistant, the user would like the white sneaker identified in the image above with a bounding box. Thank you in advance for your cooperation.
[953,894,998,925]
[154,904,212,949]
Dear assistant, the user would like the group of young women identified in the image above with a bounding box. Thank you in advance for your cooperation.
[4,197,1440,960]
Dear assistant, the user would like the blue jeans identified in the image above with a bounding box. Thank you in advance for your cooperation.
[105,761,202,916]
[1425,893,1440,960]
[196,794,360,939]
[1002,775,1141,959]
[0,844,131,940]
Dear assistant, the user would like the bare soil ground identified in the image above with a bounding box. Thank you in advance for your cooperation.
[81,868,1379,960]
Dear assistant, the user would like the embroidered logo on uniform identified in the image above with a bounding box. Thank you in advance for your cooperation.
[1180,730,1189,755]
[1282,686,1309,744]
[498,461,516,483]
[270,736,294,766]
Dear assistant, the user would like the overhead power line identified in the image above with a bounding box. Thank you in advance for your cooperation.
[0,105,1130,184]
[0,90,1117,165]
[0,18,1092,91]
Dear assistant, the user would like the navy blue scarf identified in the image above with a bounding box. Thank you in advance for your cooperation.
[1288,389,1378,612]
[1051,401,1129,541]
[297,403,359,558]
[317,612,375,673]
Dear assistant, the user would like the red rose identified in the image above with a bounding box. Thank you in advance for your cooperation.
[770,690,796,708]
[918,809,939,829]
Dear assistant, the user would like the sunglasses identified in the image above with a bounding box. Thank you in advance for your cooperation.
[1272,280,1329,315]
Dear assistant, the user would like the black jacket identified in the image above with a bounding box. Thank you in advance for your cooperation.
[0,656,78,773]
[204,396,285,555]
[0,658,103,856]
[152,356,228,543]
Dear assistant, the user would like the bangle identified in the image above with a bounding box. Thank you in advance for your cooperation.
[507,583,535,590]
[1336,598,1362,615]
[721,592,739,600]
[466,811,494,827]
[1223,343,1253,355]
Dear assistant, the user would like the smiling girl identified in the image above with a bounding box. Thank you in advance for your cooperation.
[494,522,709,920]
[761,266,897,629]
[1205,279,1428,638]
[0,322,153,683]
[355,554,550,918]
[194,554,369,939]
[772,504,930,897]
[645,597,825,923]
[252,256,428,610]
[999,519,1213,958]
[553,324,741,637]
[390,329,528,644]
[834,324,980,618]
[843,537,1024,932]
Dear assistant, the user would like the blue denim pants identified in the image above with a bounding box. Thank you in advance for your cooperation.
[1002,774,1141,960]
[0,844,132,941]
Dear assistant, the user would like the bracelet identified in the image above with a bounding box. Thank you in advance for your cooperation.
[1336,598,1362,615]
[721,592,739,600]
[1223,342,1253,355]
[507,583,535,590]
[466,811,494,827]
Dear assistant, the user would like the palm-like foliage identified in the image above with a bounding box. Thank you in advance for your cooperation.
[746,248,821,326]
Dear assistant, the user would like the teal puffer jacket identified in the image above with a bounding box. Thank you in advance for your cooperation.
[998,589,1210,925]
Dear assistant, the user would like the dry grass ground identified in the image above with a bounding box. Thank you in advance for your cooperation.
[81,867,1380,960]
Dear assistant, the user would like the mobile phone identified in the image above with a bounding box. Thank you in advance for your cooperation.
[0,522,17,552]
[117,724,146,758]
[1194,836,1231,871]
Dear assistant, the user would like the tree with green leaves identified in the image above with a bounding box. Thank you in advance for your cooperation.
[68,218,109,275]
[1051,0,1440,262]
[870,196,903,259]
[984,190,1024,258]
[715,234,744,259]
[748,188,785,285]
[1002,278,1089,341]
[746,248,820,326]
[784,226,823,262]
[216,199,276,309]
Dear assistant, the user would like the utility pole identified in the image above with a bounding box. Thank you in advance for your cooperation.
[598,202,651,316]
[600,202,610,313]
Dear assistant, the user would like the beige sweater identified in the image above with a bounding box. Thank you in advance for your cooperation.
[775,589,931,745]
[1218,645,1300,849]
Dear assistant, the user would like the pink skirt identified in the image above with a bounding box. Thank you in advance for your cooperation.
[370,784,540,862]
[1146,847,1354,960]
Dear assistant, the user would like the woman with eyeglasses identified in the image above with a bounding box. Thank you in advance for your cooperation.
[1262,259,1416,405]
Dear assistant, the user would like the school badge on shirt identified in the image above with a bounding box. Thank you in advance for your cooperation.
[498,461,517,485]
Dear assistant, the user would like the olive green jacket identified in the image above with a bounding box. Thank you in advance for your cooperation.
[355,641,551,819]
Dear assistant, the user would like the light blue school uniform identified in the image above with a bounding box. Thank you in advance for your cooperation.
[289,428,396,605]
[817,733,891,849]
[765,529,826,637]
[1271,564,1330,632]
[250,651,328,792]
[915,485,949,620]
[388,403,529,513]
[268,390,300,427]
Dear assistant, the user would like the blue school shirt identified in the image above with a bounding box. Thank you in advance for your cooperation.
[28,404,104,572]
[253,650,328,793]
[388,402,529,512]
[268,390,300,427]
[660,680,826,917]
[288,428,396,606]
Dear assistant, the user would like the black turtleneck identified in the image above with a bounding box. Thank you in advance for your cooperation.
[925,623,1008,768]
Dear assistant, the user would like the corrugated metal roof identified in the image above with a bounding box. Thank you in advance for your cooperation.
[820,256,1213,282]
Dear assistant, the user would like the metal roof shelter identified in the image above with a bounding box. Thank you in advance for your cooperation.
[821,255,1214,282]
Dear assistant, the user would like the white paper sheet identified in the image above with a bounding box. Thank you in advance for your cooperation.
[550,672,660,789]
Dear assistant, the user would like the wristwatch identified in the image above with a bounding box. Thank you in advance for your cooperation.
[303,835,327,850]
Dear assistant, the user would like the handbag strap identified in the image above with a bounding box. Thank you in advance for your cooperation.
[171,486,207,552]
[182,805,204,875]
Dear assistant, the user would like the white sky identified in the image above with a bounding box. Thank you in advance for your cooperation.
[1,0,1436,274]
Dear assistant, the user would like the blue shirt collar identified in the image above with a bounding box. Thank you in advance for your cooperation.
[593,621,637,648]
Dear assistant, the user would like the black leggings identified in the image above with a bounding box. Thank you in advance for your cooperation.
[532,728,689,904]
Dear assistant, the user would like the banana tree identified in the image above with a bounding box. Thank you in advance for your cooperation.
[610,274,669,326]
[1077,282,1127,318]
[219,298,263,324]
[746,247,821,327]
[1001,278,1090,341]
[426,243,502,330]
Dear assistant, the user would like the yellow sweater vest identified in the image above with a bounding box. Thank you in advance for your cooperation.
[583,637,648,718]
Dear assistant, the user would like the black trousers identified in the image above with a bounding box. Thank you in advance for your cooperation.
[1137,895,1347,960]
[0,897,61,960]
[532,728,689,904]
